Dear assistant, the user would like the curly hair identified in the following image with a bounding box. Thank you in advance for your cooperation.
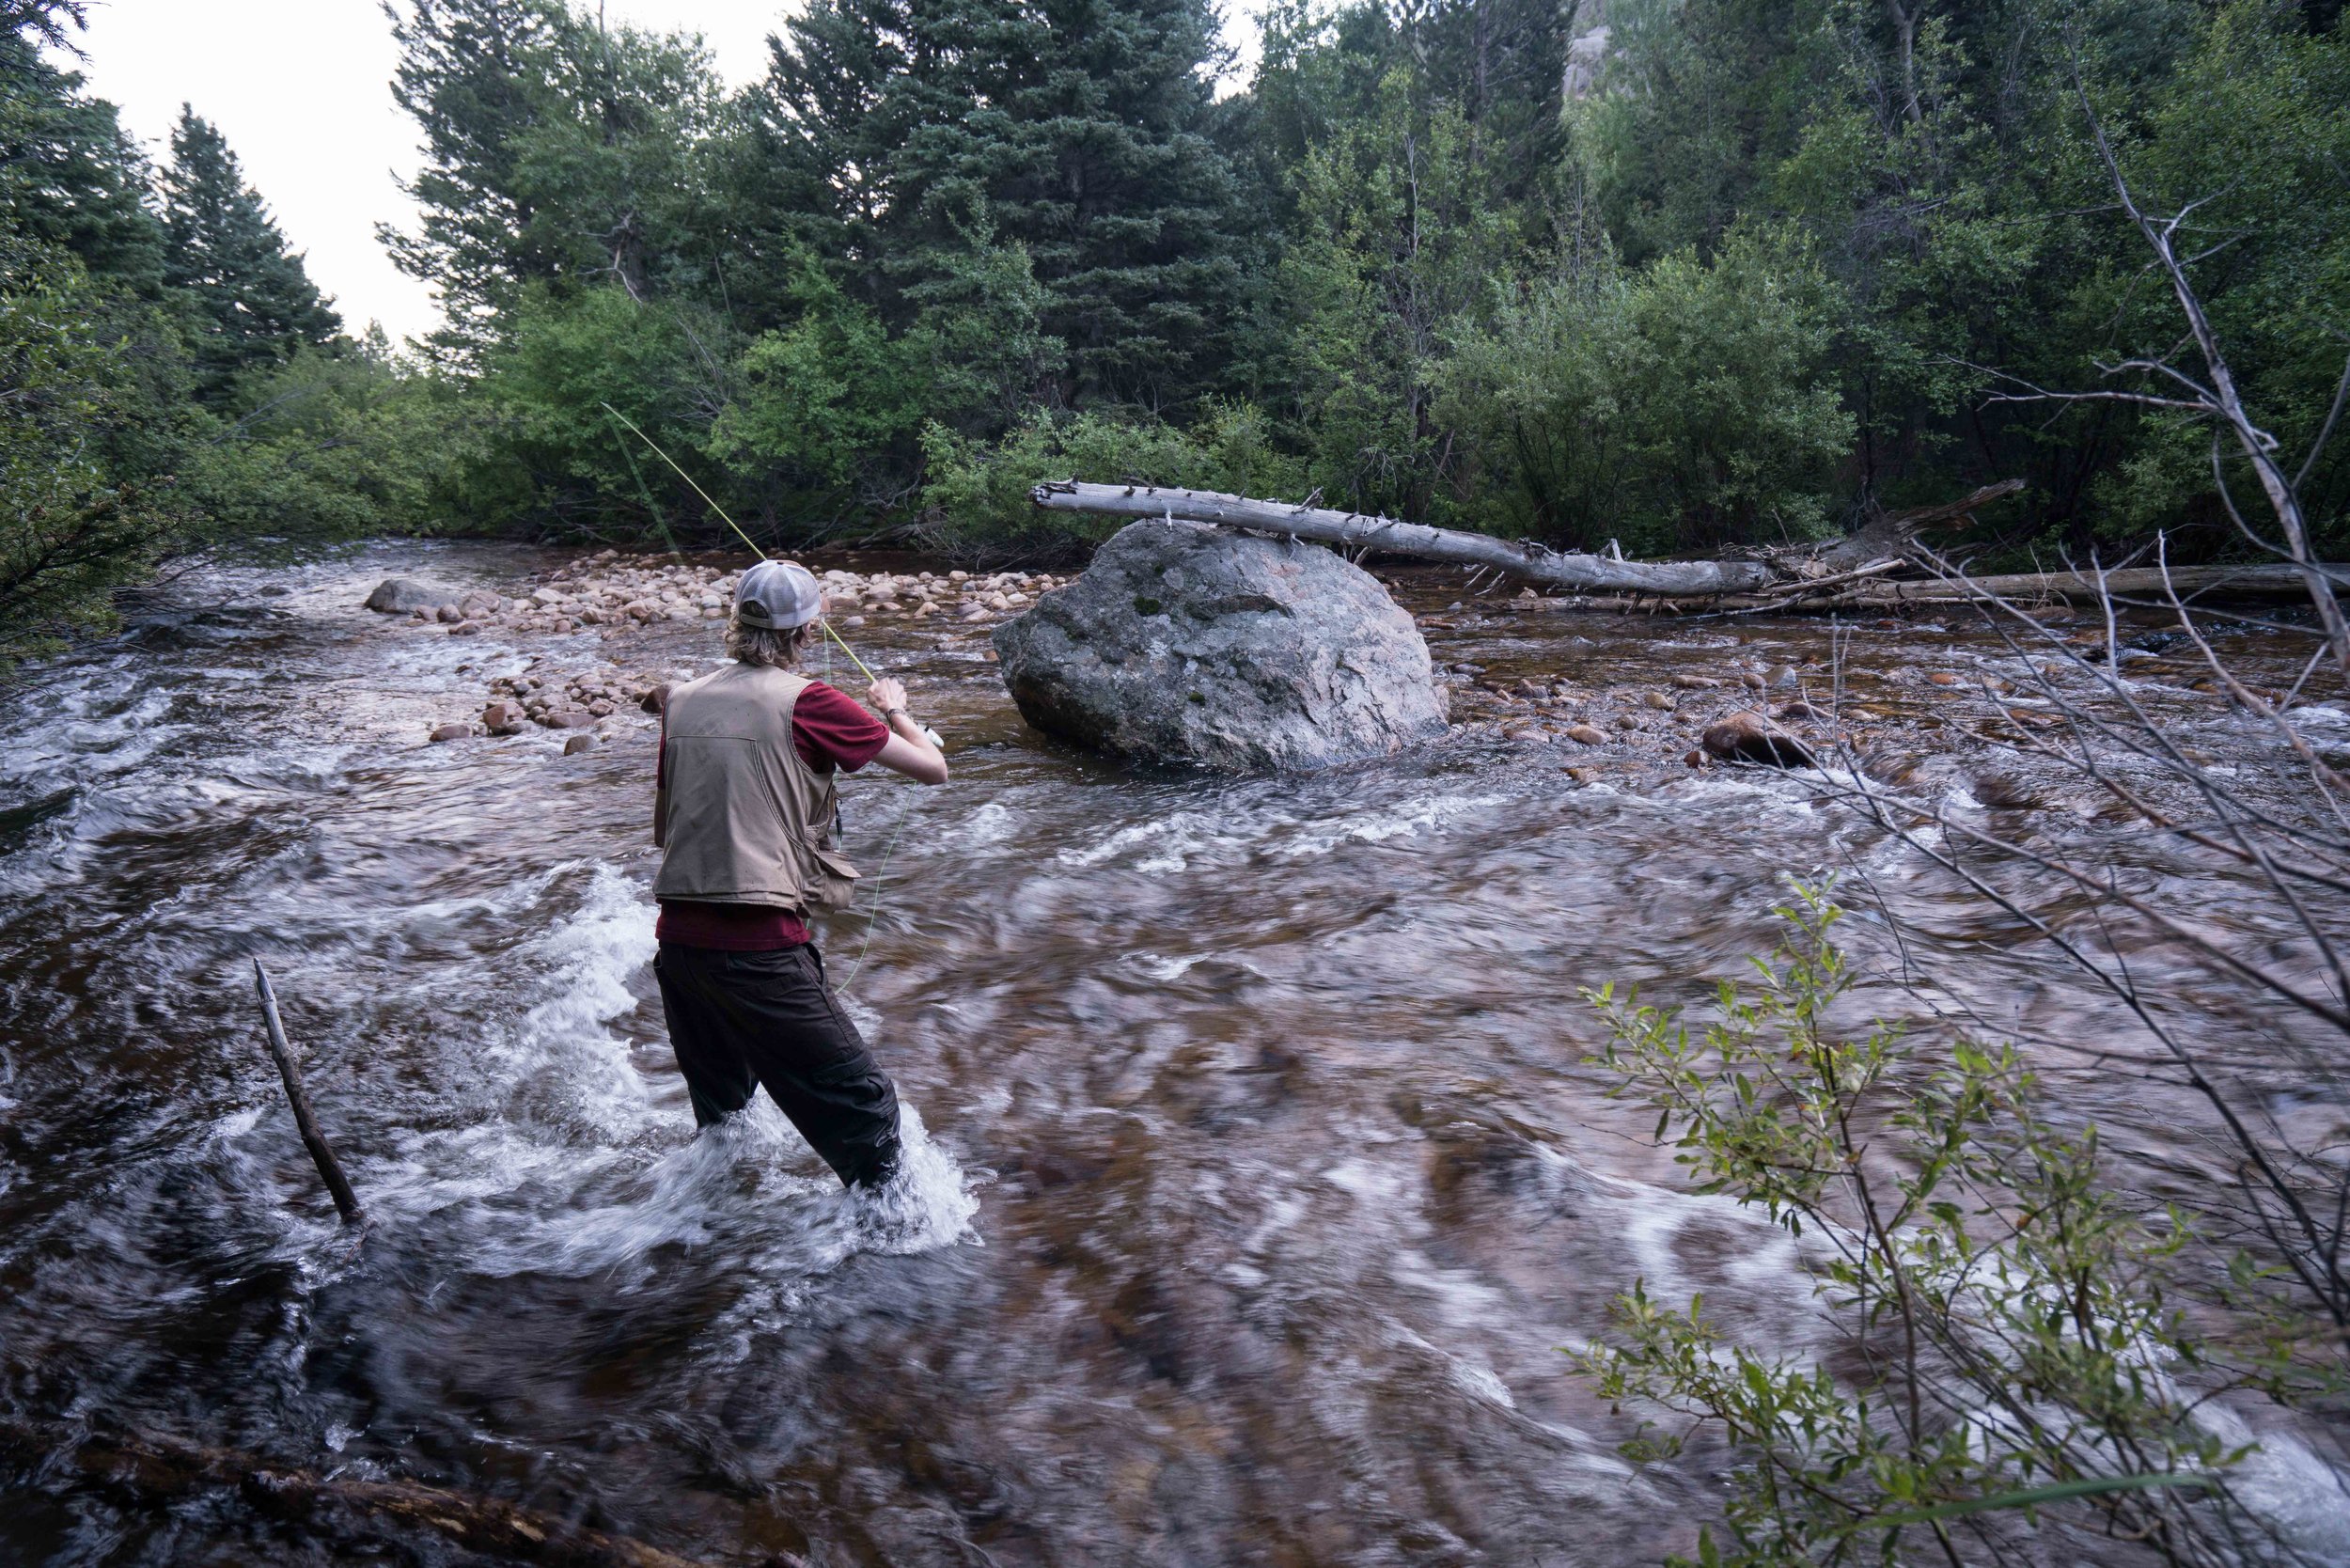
[726,619,812,668]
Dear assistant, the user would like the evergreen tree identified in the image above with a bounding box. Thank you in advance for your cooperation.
[160,107,339,399]
[382,0,568,356]
[767,0,1254,408]
[0,5,164,291]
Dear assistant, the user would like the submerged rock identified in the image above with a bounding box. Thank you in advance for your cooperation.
[366,577,462,614]
[992,520,1448,772]
[1701,711,1816,769]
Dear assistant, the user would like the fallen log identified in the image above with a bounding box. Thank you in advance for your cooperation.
[1027,478,2026,599]
[1839,562,2342,605]
[0,1416,772,1568]
[1028,478,2350,616]
[1029,480,1780,595]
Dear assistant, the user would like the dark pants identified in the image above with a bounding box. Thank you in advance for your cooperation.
[653,942,901,1188]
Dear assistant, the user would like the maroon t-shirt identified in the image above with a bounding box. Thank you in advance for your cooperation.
[655,678,892,950]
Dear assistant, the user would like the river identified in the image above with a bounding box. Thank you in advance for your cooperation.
[2,541,2344,1565]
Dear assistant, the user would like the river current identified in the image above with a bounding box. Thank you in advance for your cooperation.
[2,541,2345,1565]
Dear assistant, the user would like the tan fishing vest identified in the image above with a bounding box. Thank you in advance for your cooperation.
[652,663,861,913]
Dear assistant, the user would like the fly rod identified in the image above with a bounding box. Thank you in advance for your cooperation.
[599,402,877,682]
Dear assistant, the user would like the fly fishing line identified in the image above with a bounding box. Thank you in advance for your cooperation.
[602,401,935,980]
[598,401,880,682]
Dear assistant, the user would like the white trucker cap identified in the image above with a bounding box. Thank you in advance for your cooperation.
[733,559,823,630]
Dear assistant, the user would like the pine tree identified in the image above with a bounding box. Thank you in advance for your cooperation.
[768,0,1254,408]
[382,0,568,357]
[0,6,165,292]
[159,108,339,399]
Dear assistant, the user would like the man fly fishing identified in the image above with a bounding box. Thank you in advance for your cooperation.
[651,559,948,1188]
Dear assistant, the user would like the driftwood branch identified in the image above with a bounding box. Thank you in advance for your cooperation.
[253,961,364,1226]
[0,1416,766,1568]
[1029,479,2021,598]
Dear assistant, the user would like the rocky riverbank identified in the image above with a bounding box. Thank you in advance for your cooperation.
[364,543,2300,800]
[372,553,1073,746]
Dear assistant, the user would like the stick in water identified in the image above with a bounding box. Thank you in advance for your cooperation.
[252,961,364,1226]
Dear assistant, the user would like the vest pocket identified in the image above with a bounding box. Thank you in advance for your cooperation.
[803,844,862,911]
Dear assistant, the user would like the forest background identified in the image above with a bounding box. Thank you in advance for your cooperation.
[4,0,2347,667]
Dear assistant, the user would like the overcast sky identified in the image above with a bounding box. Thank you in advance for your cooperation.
[63,0,1256,348]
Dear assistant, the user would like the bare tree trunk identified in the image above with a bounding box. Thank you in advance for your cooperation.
[1032,481,1782,593]
[1028,479,2024,598]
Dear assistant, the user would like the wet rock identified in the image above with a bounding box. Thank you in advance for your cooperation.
[1565,724,1608,745]
[1776,700,1829,722]
[1970,774,2040,809]
[543,711,598,729]
[992,519,1448,772]
[482,700,526,735]
[1764,665,1800,690]
[429,722,471,743]
[1928,671,1963,687]
[1701,711,1816,768]
[563,733,599,756]
[446,621,481,636]
[1670,674,1723,690]
[1642,691,1675,712]
[367,577,464,614]
[436,604,465,624]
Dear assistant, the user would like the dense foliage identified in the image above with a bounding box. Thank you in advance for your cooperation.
[4,0,2346,661]
[0,2,465,667]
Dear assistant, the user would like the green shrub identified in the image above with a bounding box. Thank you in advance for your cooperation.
[0,243,180,670]
[179,335,480,540]
[1442,228,1854,556]
[1580,882,2257,1566]
[919,401,1306,557]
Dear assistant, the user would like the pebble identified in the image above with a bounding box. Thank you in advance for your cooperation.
[1565,724,1608,745]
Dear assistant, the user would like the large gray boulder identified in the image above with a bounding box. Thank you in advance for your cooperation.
[365,576,462,614]
[992,520,1448,771]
